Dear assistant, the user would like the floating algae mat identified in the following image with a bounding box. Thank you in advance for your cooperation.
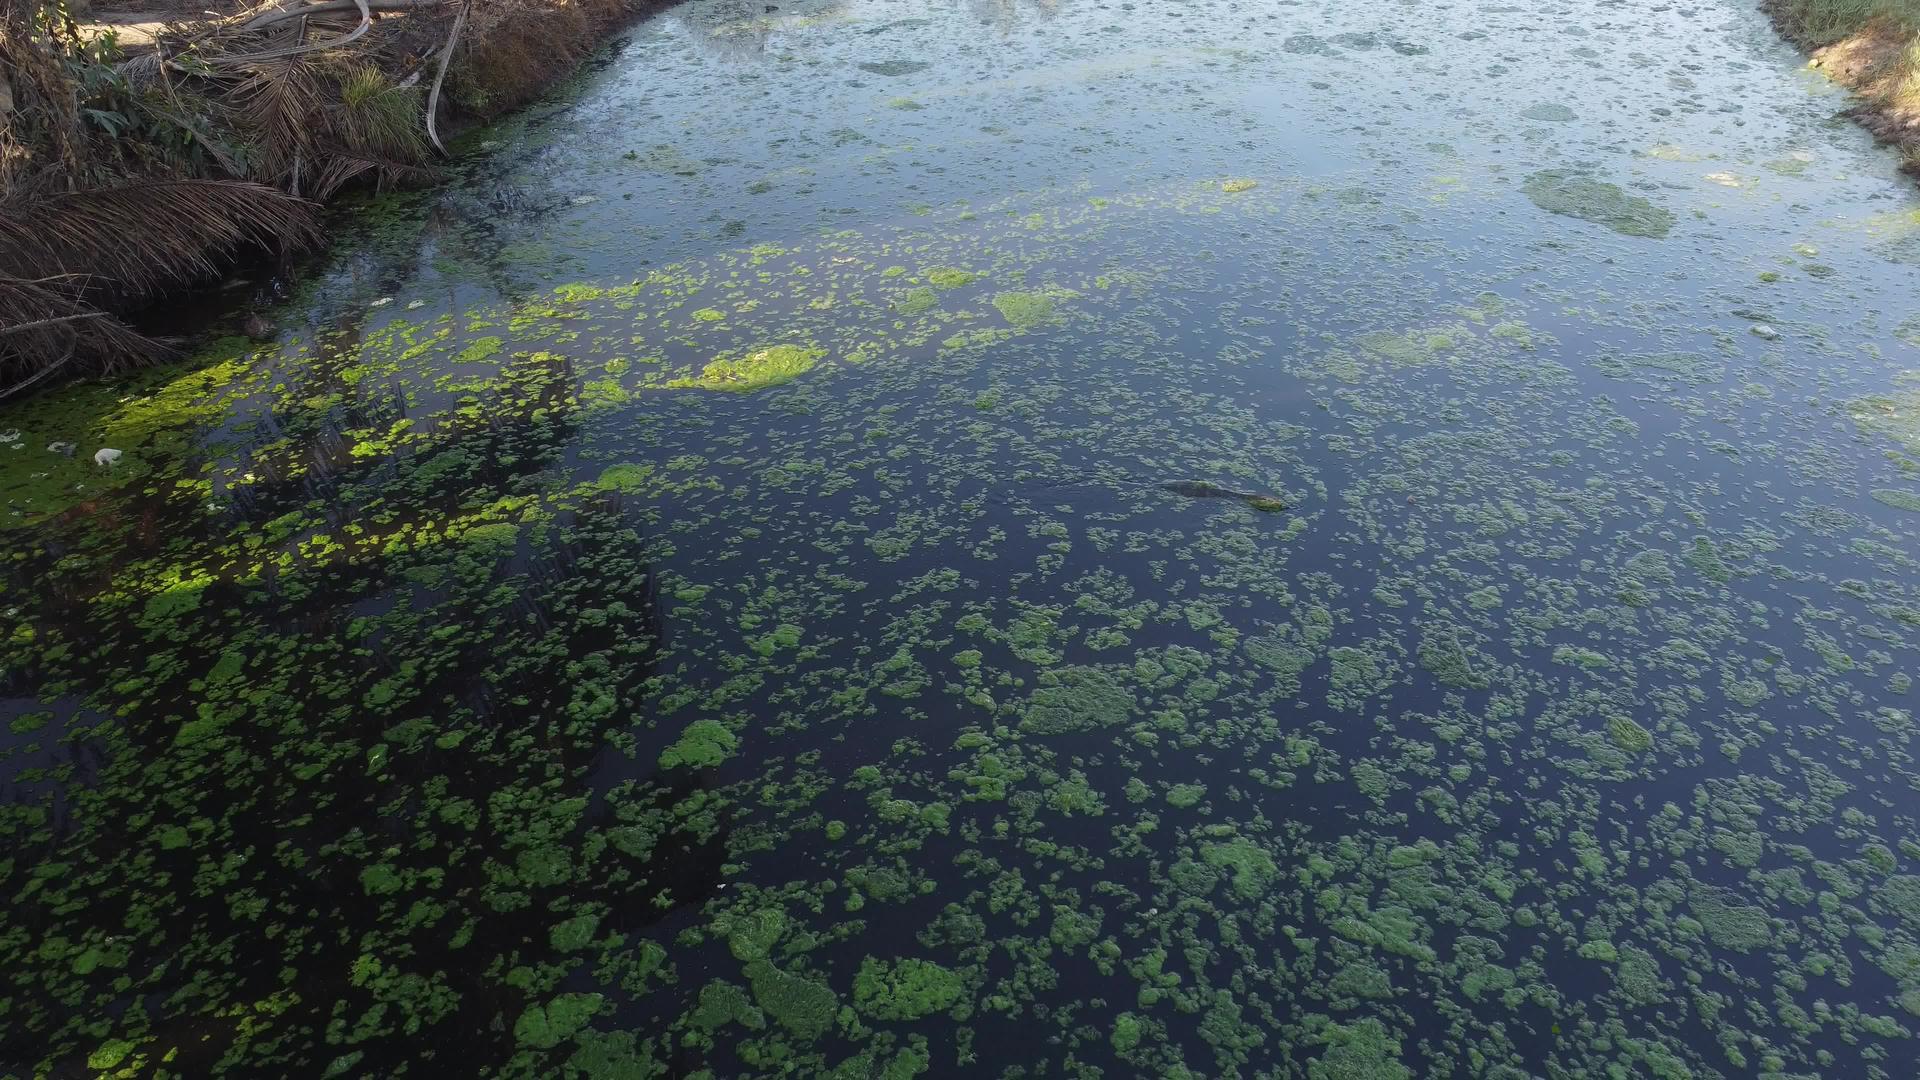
[1522,170,1676,238]
[8,0,1920,1077]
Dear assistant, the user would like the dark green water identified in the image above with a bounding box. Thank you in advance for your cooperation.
[7,1,1920,1077]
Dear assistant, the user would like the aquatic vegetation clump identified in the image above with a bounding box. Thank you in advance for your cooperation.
[660,718,740,768]
[1872,488,1920,513]
[923,267,979,289]
[1522,170,1675,237]
[991,289,1064,329]
[853,957,966,1019]
[668,344,826,392]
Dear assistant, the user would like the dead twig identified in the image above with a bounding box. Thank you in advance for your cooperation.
[0,311,110,335]
[424,1,467,154]
[240,0,446,32]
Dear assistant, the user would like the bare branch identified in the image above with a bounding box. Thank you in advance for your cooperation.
[425,1,467,155]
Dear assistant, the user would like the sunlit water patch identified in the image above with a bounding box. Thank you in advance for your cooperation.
[6,0,1920,1077]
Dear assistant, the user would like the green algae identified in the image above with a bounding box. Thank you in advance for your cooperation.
[596,463,654,493]
[1690,891,1772,952]
[1309,1019,1411,1080]
[894,286,938,315]
[1523,170,1675,238]
[1201,836,1278,900]
[455,336,505,363]
[923,267,979,289]
[990,290,1062,329]
[1166,783,1207,808]
[659,719,739,769]
[852,957,965,1020]
[1018,666,1136,734]
[691,979,766,1031]
[3,23,1920,1080]
[667,344,825,392]
[745,960,838,1040]
[515,993,604,1049]
[1220,178,1258,193]
[1872,489,1920,513]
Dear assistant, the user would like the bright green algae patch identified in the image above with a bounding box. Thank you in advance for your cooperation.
[667,344,826,392]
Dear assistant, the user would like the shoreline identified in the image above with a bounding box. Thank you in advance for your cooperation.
[0,0,677,392]
[1759,0,1920,178]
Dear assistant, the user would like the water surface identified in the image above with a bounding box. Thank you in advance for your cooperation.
[7,1,1920,1077]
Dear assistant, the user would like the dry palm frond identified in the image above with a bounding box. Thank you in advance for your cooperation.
[231,55,333,194]
[0,179,321,298]
[311,150,433,199]
[0,275,164,393]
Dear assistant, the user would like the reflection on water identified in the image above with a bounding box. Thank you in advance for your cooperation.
[5,0,1920,1076]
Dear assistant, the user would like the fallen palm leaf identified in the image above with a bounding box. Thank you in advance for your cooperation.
[0,180,321,297]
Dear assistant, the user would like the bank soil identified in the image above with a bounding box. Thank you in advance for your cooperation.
[1763,1,1920,175]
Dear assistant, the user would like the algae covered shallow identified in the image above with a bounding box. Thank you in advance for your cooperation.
[5,0,1920,1077]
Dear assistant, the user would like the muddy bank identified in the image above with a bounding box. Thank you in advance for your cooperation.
[1763,0,1920,175]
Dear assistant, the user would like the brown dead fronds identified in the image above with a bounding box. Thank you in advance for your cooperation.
[0,179,321,297]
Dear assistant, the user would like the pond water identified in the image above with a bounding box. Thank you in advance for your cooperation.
[8,0,1920,1076]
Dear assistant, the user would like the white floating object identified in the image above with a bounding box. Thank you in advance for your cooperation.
[571,195,600,206]
[47,441,76,456]
[1750,324,1780,340]
[94,448,122,467]
[369,297,393,308]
